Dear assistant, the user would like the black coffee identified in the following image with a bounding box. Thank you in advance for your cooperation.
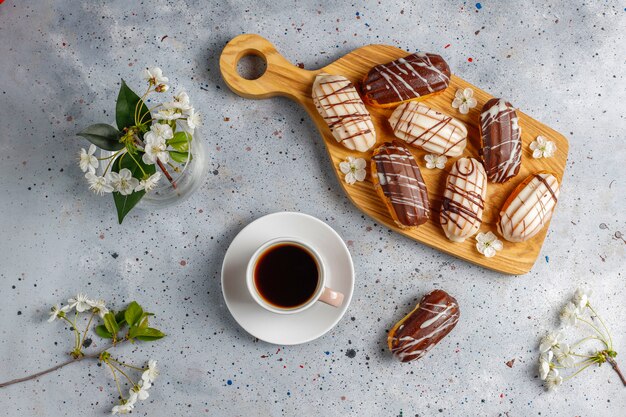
[254,243,319,309]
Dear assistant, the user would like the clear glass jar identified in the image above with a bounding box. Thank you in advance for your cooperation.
[140,132,208,209]
[98,130,208,210]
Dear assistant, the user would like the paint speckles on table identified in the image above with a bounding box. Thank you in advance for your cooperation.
[0,1,625,417]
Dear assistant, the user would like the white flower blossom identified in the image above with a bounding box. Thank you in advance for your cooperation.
[339,157,367,185]
[154,108,182,121]
[572,286,592,310]
[79,144,99,174]
[142,359,159,383]
[143,67,168,86]
[553,343,575,368]
[85,172,114,196]
[560,302,580,327]
[539,331,562,353]
[451,88,477,114]
[68,293,92,313]
[108,168,140,196]
[544,369,563,391]
[87,299,109,319]
[424,154,447,169]
[475,231,503,258]
[539,350,553,380]
[149,123,174,142]
[142,133,170,165]
[164,91,193,113]
[183,108,202,133]
[530,135,556,159]
[135,172,162,192]
[48,304,70,322]
[131,380,151,401]
[111,402,134,415]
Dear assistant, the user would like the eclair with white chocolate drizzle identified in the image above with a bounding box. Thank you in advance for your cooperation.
[440,157,488,242]
[312,73,376,152]
[479,98,522,183]
[498,172,560,242]
[388,289,460,363]
[371,141,430,229]
[388,102,467,157]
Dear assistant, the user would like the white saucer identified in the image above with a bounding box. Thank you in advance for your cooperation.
[221,212,354,345]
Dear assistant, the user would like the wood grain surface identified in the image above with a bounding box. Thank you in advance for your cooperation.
[219,34,569,275]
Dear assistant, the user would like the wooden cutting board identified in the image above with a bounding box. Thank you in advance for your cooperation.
[219,34,569,275]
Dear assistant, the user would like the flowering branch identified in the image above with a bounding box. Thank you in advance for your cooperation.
[77,67,202,223]
[538,287,624,390]
[0,295,165,414]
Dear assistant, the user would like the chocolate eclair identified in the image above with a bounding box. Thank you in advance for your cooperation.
[440,157,487,242]
[388,289,460,363]
[361,52,451,108]
[388,102,467,157]
[312,73,376,152]
[479,98,522,183]
[371,141,430,229]
[498,171,560,242]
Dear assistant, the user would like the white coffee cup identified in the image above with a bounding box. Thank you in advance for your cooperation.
[246,237,344,314]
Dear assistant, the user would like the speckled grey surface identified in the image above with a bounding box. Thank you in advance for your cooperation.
[1,1,625,416]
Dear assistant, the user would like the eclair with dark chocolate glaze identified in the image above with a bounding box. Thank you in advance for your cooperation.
[361,53,451,108]
[388,289,460,363]
[371,141,430,229]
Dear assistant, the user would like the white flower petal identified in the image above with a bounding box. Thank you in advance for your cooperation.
[459,102,469,114]
[339,161,351,174]
[532,149,543,159]
[354,158,367,170]
[463,88,474,99]
[451,97,463,109]
[344,171,356,185]
[354,168,367,182]
[466,97,477,108]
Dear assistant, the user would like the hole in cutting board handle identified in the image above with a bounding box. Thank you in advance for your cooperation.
[236,51,267,81]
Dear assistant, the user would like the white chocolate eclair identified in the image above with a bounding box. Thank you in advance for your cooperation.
[312,73,376,152]
[498,172,560,242]
[440,158,488,242]
[388,102,467,157]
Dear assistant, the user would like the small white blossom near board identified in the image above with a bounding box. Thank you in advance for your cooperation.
[339,157,367,185]
[475,231,503,258]
[530,135,556,159]
[424,154,447,170]
[451,88,477,114]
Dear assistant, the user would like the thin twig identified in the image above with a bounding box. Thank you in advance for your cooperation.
[0,341,125,389]
[606,356,626,386]
[156,158,176,189]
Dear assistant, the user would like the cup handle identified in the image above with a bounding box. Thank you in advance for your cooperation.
[318,287,344,308]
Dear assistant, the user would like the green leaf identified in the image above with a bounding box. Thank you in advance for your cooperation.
[115,309,127,326]
[95,324,113,339]
[125,301,143,327]
[103,312,120,336]
[134,327,166,341]
[77,124,124,151]
[169,151,190,164]
[111,152,156,224]
[166,131,192,152]
[116,79,150,130]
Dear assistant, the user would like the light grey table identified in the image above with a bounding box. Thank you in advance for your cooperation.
[1,1,625,416]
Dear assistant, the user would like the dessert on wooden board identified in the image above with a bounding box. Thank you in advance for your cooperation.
[312,73,376,152]
[370,141,430,229]
[498,172,560,243]
[479,98,522,184]
[360,52,451,108]
[219,33,570,274]
[388,101,467,157]
[440,158,488,243]
[388,289,460,363]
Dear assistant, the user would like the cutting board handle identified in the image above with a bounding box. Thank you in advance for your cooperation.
[219,34,315,102]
